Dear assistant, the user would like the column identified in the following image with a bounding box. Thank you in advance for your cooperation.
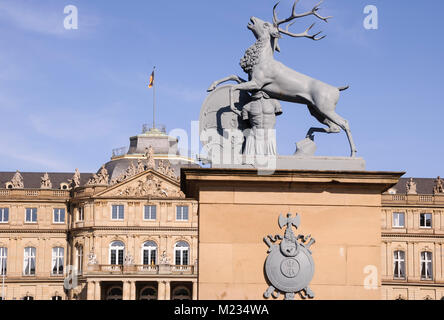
[158,281,165,300]
[94,281,101,300]
[412,242,418,280]
[381,242,387,277]
[435,243,442,281]
[192,281,198,300]
[123,281,130,300]
[130,281,136,300]
[165,281,171,300]
[386,242,392,278]
[87,281,94,300]
[407,242,414,280]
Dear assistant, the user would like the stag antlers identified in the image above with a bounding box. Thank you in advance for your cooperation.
[273,0,332,40]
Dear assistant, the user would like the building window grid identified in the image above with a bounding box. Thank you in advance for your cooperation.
[176,206,189,221]
[393,250,406,279]
[53,208,66,224]
[392,212,405,228]
[25,208,37,223]
[0,247,7,276]
[144,205,157,221]
[0,208,9,223]
[111,205,124,220]
[420,213,432,228]
[420,251,433,280]
[23,247,36,276]
[52,247,64,275]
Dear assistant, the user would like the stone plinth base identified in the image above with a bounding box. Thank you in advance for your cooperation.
[211,156,366,171]
[181,168,403,300]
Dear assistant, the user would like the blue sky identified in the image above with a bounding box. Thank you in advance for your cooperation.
[0,0,443,177]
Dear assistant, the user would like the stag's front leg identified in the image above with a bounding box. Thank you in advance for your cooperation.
[229,80,259,116]
[207,75,247,92]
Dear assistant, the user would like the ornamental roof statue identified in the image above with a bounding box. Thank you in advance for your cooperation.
[40,172,52,189]
[86,165,109,186]
[145,146,155,169]
[69,168,81,188]
[406,178,417,195]
[8,170,24,189]
[433,176,444,194]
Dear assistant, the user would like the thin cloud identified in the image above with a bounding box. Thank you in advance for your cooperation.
[0,132,74,171]
[159,84,205,103]
[0,0,99,36]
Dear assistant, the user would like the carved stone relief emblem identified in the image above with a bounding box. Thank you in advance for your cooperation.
[115,173,184,198]
[264,213,315,300]
[87,251,97,265]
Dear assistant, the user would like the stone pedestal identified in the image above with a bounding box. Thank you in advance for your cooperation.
[212,156,366,171]
[181,168,403,300]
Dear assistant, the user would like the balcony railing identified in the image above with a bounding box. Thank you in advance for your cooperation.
[86,264,195,275]
[382,194,444,205]
[0,189,70,199]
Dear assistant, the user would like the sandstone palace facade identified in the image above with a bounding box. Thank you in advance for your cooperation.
[0,129,199,300]
[0,128,443,300]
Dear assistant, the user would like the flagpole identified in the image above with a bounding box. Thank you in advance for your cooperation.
[152,66,156,130]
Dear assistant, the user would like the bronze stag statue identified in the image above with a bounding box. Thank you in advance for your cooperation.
[208,0,357,157]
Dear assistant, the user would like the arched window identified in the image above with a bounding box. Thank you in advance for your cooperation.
[174,241,190,266]
[393,250,405,279]
[0,247,7,276]
[142,241,157,265]
[172,286,191,300]
[23,247,36,276]
[52,295,62,300]
[420,251,433,280]
[22,296,34,301]
[109,241,125,265]
[139,286,157,300]
[106,286,123,300]
[52,247,64,275]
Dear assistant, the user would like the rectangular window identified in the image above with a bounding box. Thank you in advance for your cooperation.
[0,208,9,223]
[144,205,157,220]
[420,213,432,228]
[392,212,405,228]
[23,247,36,276]
[78,207,84,221]
[25,208,37,223]
[111,205,124,220]
[53,208,66,223]
[0,247,7,276]
[176,206,189,221]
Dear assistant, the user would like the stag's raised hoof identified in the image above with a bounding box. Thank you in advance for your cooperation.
[294,138,317,157]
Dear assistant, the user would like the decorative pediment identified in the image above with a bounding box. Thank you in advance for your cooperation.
[94,170,185,199]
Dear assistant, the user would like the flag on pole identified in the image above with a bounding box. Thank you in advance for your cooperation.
[148,68,155,88]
